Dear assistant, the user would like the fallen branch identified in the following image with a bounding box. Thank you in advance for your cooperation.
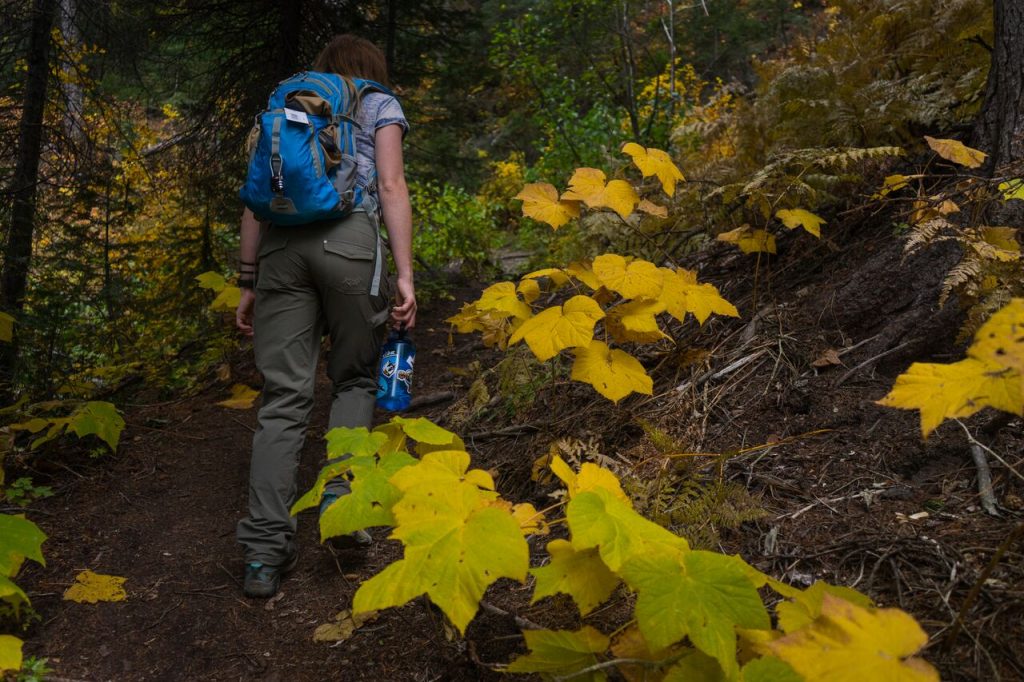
[968,443,1000,517]
[479,600,544,631]
[833,339,915,387]
[674,348,767,393]
[408,391,455,410]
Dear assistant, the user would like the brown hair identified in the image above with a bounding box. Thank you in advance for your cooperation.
[314,35,390,86]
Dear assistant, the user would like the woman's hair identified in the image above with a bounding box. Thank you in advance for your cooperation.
[314,35,390,86]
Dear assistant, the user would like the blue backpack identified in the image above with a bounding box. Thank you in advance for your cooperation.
[239,71,394,225]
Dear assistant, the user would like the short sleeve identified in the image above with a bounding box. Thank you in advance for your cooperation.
[374,95,409,138]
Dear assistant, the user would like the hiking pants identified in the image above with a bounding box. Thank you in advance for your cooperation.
[237,211,390,566]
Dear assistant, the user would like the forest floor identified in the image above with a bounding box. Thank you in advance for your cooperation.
[14,221,1024,682]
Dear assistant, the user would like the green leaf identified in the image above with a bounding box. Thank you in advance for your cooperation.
[319,451,416,538]
[209,286,242,311]
[67,401,125,452]
[0,575,30,614]
[619,550,770,677]
[567,488,688,572]
[531,539,619,616]
[30,418,68,450]
[0,634,23,674]
[195,271,227,291]
[389,416,460,445]
[291,459,359,515]
[506,626,610,680]
[663,649,727,682]
[325,427,389,458]
[741,657,803,682]
[0,514,46,575]
[999,179,1024,200]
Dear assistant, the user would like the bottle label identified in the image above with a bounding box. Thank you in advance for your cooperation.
[376,348,415,399]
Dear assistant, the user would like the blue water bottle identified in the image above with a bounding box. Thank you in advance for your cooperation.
[376,326,415,412]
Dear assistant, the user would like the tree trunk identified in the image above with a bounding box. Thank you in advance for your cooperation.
[277,0,303,79]
[972,0,1024,172]
[59,0,84,144]
[0,0,58,390]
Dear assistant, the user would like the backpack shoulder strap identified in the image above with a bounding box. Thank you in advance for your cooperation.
[353,78,397,100]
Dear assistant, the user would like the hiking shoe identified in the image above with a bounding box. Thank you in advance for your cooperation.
[243,552,298,599]
[320,493,373,550]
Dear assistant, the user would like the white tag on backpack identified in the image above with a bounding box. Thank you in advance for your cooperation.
[284,108,309,125]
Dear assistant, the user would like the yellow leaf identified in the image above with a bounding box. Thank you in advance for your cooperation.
[717,227,777,254]
[515,182,581,230]
[531,539,619,616]
[592,254,663,300]
[195,271,227,291]
[313,609,378,643]
[877,358,1020,438]
[63,570,127,603]
[565,261,602,290]
[968,298,1024,376]
[522,267,571,287]
[622,143,686,197]
[776,582,873,634]
[659,269,739,325]
[776,208,826,238]
[637,199,668,218]
[561,167,608,205]
[218,384,260,410]
[873,174,911,199]
[517,278,541,304]
[768,594,939,682]
[0,313,14,343]
[924,135,987,168]
[475,282,532,320]
[999,178,1024,200]
[562,168,639,219]
[549,454,631,504]
[508,296,605,362]
[979,227,1020,257]
[571,340,653,402]
[606,299,670,344]
[610,626,675,682]
[0,635,22,673]
[510,502,549,536]
[210,286,242,311]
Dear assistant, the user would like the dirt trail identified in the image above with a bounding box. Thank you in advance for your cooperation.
[19,292,515,682]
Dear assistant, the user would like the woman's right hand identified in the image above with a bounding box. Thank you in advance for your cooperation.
[391,276,417,329]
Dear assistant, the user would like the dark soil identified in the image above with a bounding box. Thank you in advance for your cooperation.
[11,223,1024,681]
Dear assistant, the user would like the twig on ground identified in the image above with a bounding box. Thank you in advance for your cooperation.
[551,657,673,681]
[956,419,1024,485]
[674,348,767,393]
[968,443,1000,517]
[409,391,456,410]
[467,424,540,440]
[833,339,915,387]
[478,600,544,631]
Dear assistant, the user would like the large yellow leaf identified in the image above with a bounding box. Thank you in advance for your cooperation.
[0,635,22,674]
[622,143,685,197]
[659,269,739,325]
[768,594,938,682]
[549,454,631,504]
[531,539,620,616]
[999,179,1024,200]
[217,383,259,409]
[508,295,605,361]
[775,581,873,634]
[353,451,528,633]
[571,340,653,403]
[606,299,670,344]
[968,297,1024,376]
[717,227,777,254]
[565,261,603,290]
[475,281,532,320]
[775,208,826,238]
[195,271,227,291]
[517,278,541,303]
[506,627,610,679]
[522,267,571,288]
[63,570,127,603]
[592,254,663,300]
[562,168,639,219]
[562,167,608,206]
[924,136,987,169]
[515,182,581,230]
[877,358,1021,437]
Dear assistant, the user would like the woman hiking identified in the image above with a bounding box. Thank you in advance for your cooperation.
[233,35,416,598]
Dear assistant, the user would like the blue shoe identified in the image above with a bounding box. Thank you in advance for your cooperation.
[319,493,372,549]
[243,552,298,598]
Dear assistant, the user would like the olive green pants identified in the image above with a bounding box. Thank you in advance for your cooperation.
[237,212,390,566]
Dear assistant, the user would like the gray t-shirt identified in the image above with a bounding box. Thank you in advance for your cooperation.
[354,91,409,192]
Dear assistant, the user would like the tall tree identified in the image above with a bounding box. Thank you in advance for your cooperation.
[1,0,58,389]
[973,0,1024,171]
